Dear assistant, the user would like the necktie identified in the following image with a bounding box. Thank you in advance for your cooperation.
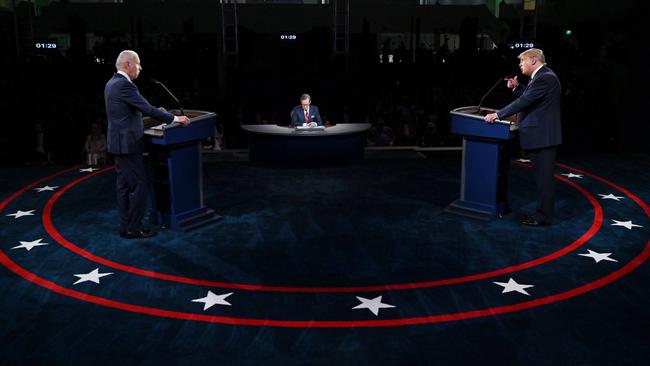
[527,76,535,87]
[304,110,309,124]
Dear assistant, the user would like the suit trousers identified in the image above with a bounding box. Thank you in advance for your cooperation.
[527,146,557,223]
[114,154,147,233]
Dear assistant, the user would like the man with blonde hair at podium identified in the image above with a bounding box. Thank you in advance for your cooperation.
[105,50,190,238]
[484,48,562,226]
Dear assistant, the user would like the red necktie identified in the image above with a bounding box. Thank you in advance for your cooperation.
[304,110,309,124]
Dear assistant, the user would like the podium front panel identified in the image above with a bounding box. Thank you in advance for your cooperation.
[145,109,220,231]
[446,106,516,220]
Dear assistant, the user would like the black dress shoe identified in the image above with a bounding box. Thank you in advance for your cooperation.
[120,229,158,239]
[519,213,535,221]
[520,216,550,226]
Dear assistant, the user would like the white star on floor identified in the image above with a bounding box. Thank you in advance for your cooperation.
[352,296,396,316]
[578,249,618,263]
[11,238,49,251]
[6,210,35,219]
[598,193,625,201]
[191,291,233,310]
[611,220,643,230]
[515,158,531,163]
[561,173,583,179]
[73,268,114,285]
[493,278,534,296]
[34,185,59,192]
[79,167,99,173]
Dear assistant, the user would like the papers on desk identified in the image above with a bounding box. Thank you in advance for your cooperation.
[144,123,174,137]
[149,121,182,130]
[149,123,166,130]
[295,125,326,131]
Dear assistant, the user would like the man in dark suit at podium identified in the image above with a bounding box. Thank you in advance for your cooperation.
[290,94,323,127]
[105,50,190,238]
[484,48,562,226]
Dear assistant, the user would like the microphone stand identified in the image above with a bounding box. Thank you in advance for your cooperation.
[152,79,185,116]
[476,77,507,114]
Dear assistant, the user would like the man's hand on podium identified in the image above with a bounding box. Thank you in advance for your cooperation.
[178,116,190,126]
[484,113,499,124]
[159,107,190,126]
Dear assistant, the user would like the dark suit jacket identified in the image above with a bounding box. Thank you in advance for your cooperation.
[496,66,562,150]
[290,105,323,127]
[104,73,174,155]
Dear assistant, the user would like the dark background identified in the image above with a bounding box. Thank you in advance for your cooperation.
[0,0,648,165]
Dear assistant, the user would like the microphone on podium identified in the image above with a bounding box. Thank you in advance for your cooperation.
[476,74,516,114]
[151,79,185,116]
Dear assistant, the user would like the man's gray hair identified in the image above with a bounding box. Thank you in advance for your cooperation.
[300,94,311,102]
[115,50,139,69]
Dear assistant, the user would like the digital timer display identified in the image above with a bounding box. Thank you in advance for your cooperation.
[280,34,297,40]
[35,42,58,49]
[509,42,535,49]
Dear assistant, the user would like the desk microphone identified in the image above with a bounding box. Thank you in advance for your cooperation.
[476,75,515,114]
[151,79,185,116]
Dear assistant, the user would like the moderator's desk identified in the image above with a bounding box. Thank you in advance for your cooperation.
[241,124,372,163]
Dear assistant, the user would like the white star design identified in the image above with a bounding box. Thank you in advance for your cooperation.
[6,210,35,219]
[598,193,624,201]
[578,249,618,263]
[79,167,99,173]
[73,268,114,285]
[493,278,534,296]
[515,158,531,163]
[561,173,583,179]
[191,291,233,310]
[611,220,643,230]
[352,295,396,316]
[34,185,59,192]
[11,238,49,251]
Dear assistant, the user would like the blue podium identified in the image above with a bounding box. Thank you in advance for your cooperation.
[446,106,518,220]
[144,110,221,231]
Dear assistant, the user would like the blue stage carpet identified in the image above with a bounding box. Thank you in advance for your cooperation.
[1,153,649,365]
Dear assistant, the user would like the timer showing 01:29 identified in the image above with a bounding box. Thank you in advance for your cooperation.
[35,43,57,49]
